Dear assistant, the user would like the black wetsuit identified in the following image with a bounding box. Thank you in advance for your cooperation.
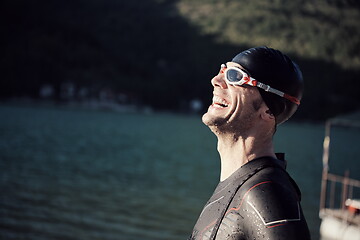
[189,156,311,240]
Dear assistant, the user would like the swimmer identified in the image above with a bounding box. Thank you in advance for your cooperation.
[189,47,311,240]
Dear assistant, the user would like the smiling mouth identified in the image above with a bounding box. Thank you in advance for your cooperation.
[212,96,229,108]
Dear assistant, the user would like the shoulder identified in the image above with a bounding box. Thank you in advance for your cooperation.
[241,167,301,224]
[226,167,311,239]
[244,174,301,228]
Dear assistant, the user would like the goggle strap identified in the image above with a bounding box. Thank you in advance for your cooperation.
[284,94,301,105]
[257,82,300,105]
[257,82,281,95]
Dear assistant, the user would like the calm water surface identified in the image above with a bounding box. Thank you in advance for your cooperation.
[1,105,359,240]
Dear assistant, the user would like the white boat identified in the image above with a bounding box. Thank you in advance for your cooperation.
[319,113,360,240]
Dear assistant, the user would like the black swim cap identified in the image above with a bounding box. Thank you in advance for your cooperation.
[232,46,303,124]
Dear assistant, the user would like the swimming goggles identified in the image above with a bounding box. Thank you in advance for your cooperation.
[220,64,300,105]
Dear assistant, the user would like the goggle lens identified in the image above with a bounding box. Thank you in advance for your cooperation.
[226,69,244,83]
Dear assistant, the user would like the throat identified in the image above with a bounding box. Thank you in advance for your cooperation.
[217,136,275,182]
[220,157,247,182]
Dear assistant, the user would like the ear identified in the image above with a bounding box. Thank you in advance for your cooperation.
[260,108,275,122]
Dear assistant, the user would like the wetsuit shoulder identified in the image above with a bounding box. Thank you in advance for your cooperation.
[226,167,311,240]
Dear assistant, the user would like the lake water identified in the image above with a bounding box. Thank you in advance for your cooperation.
[1,104,359,240]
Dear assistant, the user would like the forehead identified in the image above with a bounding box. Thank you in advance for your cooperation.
[226,62,247,72]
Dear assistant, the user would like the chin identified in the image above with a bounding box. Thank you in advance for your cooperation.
[201,111,211,126]
[202,109,227,128]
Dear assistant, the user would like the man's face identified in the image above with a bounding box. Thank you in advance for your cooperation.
[202,62,264,134]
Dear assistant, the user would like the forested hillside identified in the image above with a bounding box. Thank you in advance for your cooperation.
[177,0,360,69]
[1,0,359,120]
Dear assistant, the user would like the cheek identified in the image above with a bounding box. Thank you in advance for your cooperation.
[230,88,247,110]
[229,88,261,118]
[226,93,246,122]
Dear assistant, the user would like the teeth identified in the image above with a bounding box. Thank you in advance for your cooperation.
[212,96,229,107]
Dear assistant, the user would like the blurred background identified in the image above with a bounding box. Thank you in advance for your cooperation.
[1,0,360,239]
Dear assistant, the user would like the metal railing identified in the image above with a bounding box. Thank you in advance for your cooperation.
[319,118,360,213]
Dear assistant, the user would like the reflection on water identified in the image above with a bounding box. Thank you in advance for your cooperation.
[1,105,359,239]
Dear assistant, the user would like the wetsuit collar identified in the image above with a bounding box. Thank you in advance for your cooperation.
[219,156,286,184]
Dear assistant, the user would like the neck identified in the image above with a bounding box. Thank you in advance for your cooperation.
[216,131,276,182]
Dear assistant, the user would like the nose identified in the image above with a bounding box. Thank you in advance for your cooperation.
[211,72,228,89]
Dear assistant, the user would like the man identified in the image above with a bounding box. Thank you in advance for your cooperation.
[189,47,311,240]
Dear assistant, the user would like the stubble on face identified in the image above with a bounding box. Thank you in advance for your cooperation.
[202,94,263,137]
[201,111,227,129]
